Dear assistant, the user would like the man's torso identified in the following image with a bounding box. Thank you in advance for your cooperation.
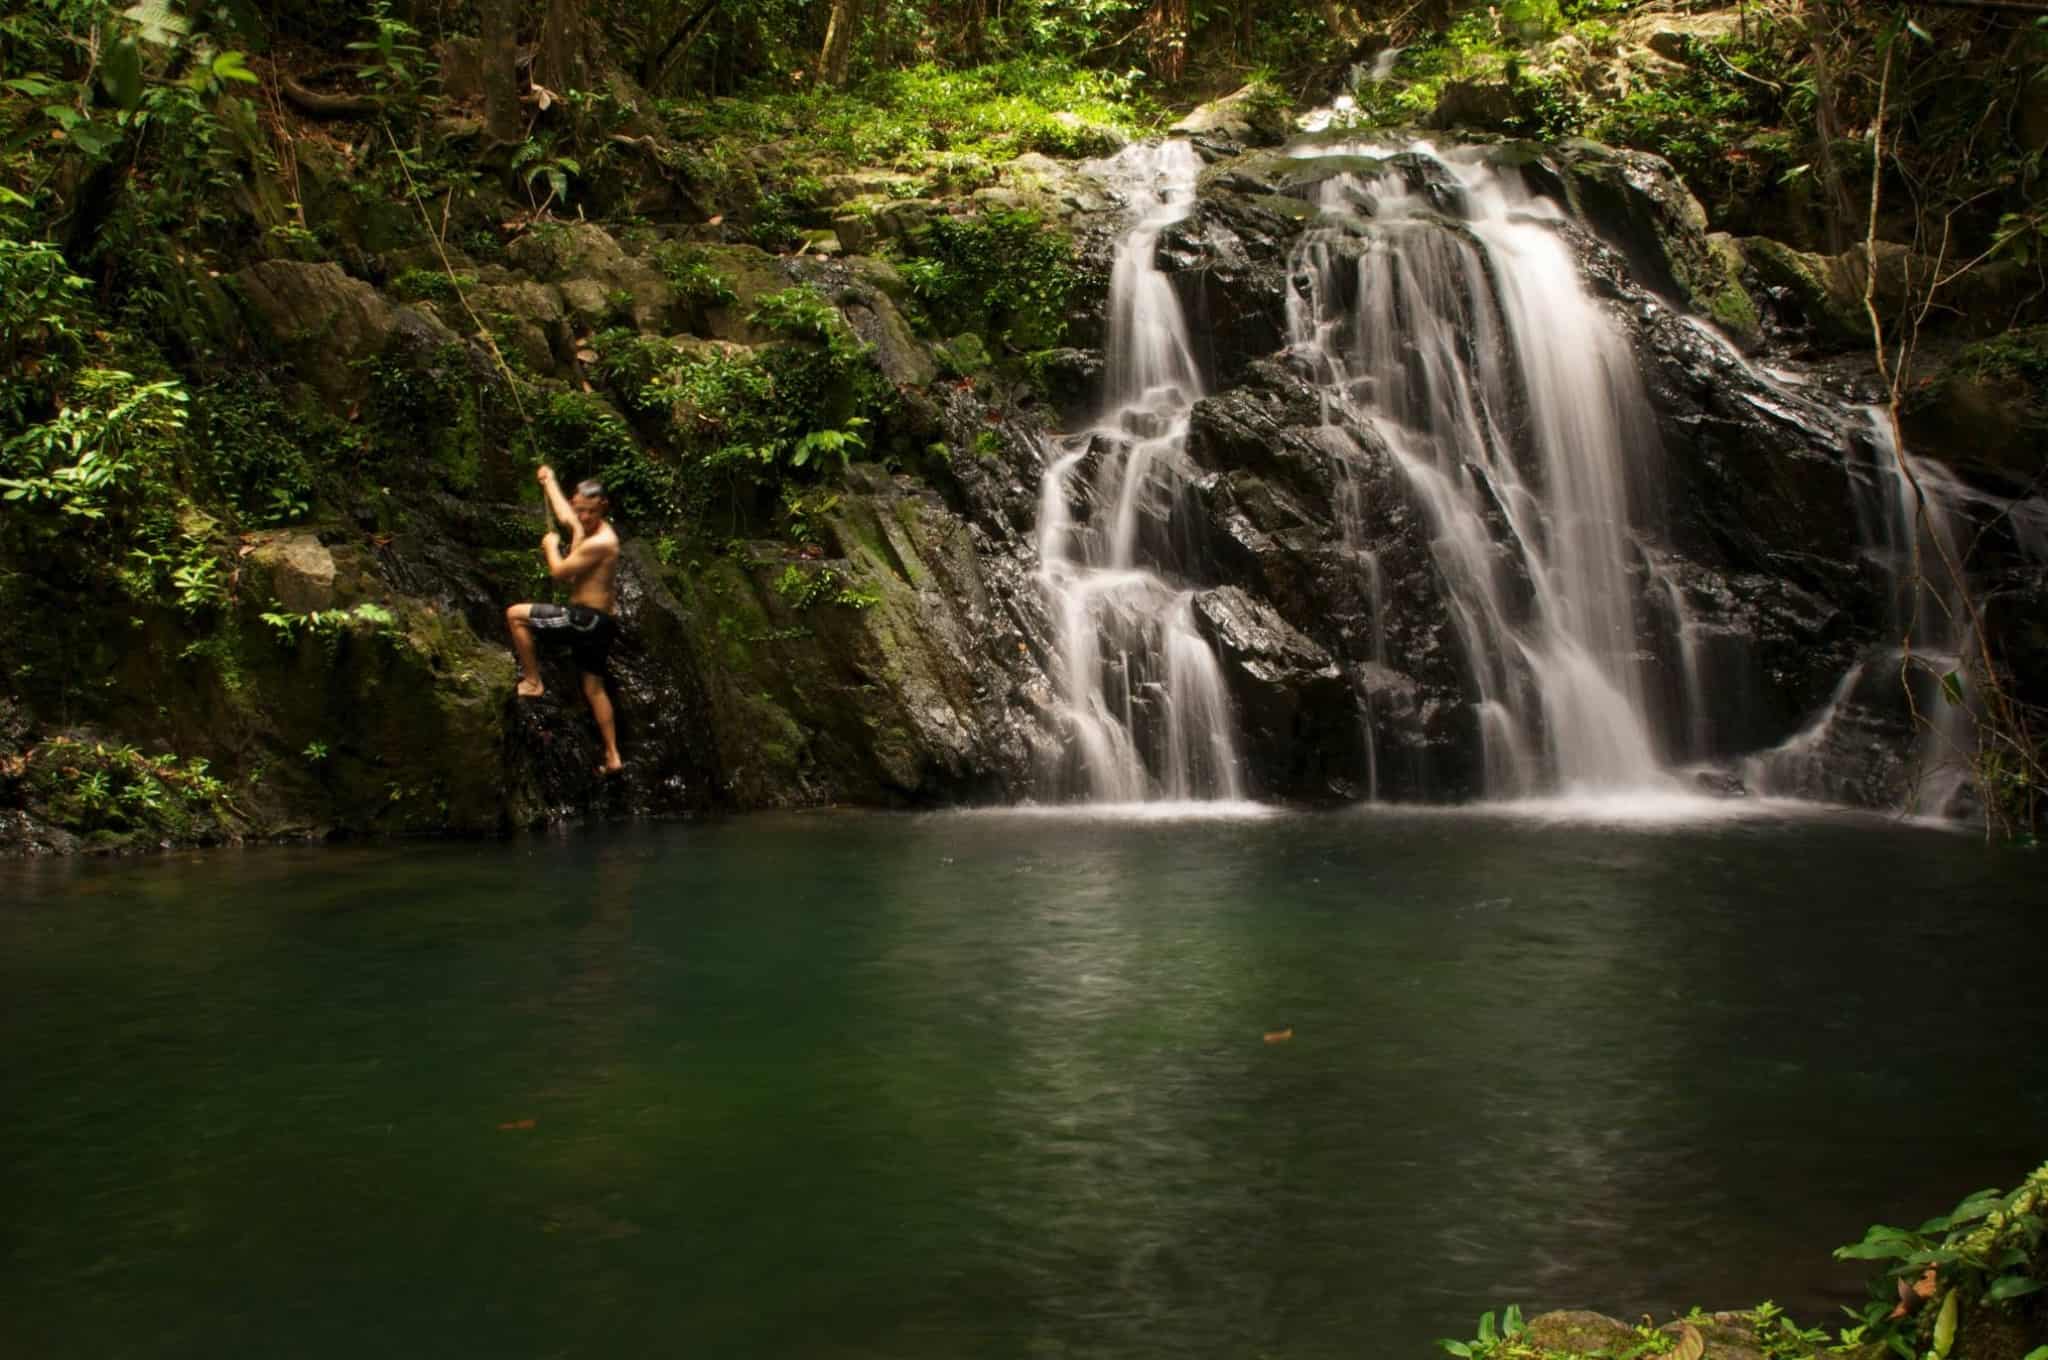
[567,524,619,614]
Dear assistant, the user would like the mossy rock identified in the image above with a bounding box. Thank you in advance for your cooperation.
[689,244,794,342]
[1740,236,1889,348]
[1701,233,1762,344]
[228,260,458,406]
[1901,327,2048,486]
[1519,1310,1638,1354]
[1170,83,1294,148]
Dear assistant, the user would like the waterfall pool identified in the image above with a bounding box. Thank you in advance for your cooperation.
[5,809,2043,1357]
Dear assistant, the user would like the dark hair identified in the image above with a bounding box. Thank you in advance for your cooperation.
[574,479,607,501]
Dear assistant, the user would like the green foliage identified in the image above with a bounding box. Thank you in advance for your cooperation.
[259,602,398,647]
[652,244,738,305]
[1745,1301,1830,1360]
[1440,1305,1530,1358]
[389,268,477,303]
[0,236,92,414]
[773,563,879,611]
[896,209,1078,352]
[361,349,492,493]
[625,286,891,514]
[1,367,185,525]
[346,0,429,102]
[188,377,321,527]
[536,391,682,525]
[513,137,582,213]
[1957,327,2048,386]
[657,58,1161,204]
[25,736,237,842]
[747,285,846,343]
[1835,1164,2048,1359]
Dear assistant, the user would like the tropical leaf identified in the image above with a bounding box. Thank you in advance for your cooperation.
[121,0,190,47]
[1932,1289,1958,1359]
[211,50,259,85]
[1671,1323,1705,1360]
[1986,1275,2043,1303]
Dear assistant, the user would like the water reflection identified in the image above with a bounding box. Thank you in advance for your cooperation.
[2,813,2043,1358]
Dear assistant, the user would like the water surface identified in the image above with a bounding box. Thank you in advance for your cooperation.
[4,808,2044,1357]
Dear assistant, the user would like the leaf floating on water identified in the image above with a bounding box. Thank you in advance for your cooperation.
[498,1118,536,1131]
[1670,1322,1704,1360]
[1263,1027,1293,1044]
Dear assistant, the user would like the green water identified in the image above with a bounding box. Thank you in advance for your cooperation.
[3,805,2044,1358]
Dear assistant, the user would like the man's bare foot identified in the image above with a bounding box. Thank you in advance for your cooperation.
[597,754,624,776]
[516,676,545,698]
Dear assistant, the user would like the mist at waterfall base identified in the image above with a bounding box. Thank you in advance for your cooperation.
[1034,134,2047,819]
[6,813,2046,1358]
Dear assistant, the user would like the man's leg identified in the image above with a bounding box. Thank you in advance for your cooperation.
[581,671,623,774]
[505,604,545,697]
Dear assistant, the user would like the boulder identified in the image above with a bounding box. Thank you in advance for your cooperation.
[246,530,339,613]
[1740,236,1893,348]
[1618,6,1746,61]
[229,261,456,403]
[1521,1311,1639,1355]
[1432,78,1518,130]
[1170,84,1293,151]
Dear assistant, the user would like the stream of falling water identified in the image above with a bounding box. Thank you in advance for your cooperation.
[1285,141,1673,795]
[1747,409,1984,816]
[1035,141,1244,801]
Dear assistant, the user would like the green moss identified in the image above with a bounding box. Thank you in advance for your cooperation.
[388,267,476,303]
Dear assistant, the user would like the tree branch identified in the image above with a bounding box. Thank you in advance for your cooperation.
[281,76,383,118]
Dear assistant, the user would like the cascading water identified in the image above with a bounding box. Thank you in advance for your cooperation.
[1035,141,1244,802]
[1283,141,1673,795]
[1747,409,1997,815]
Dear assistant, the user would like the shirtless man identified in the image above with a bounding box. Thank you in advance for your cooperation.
[505,466,624,775]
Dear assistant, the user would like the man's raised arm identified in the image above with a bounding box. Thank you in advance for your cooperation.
[537,465,581,540]
[542,531,615,582]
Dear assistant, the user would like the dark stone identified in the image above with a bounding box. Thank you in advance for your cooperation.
[1193,586,1361,800]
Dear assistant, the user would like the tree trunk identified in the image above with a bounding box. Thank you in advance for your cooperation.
[479,0,522,147]
[960,0,987,62]
[536,0,595,96]
[817,0,860,87]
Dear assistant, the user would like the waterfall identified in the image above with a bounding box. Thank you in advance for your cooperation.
[1747,410,1983,814]
[1035,141,1245,802]
[1283,143,1673,795]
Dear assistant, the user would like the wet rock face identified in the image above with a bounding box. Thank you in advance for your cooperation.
[1192,586,1359,799]
[1028,134,2046,811]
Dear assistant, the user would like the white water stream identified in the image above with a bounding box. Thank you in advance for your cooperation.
[1036,142,1243,801]
[1747,409,1987,815]
[1283,141,1673,795]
